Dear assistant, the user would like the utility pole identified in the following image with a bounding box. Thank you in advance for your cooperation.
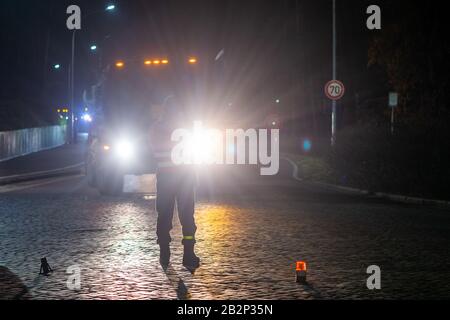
[331,0,337,147]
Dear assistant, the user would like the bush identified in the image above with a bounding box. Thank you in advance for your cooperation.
[329,120,450,200]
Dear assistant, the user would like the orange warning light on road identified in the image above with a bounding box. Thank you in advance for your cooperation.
[296,261,307,272]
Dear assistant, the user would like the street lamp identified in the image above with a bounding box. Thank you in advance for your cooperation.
[69,5,115,144]
[52,65,71,132]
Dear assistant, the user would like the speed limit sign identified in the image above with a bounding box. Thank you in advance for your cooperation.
[325,80,345,101]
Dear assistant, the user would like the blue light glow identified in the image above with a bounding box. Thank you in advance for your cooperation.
[303,139,312,152]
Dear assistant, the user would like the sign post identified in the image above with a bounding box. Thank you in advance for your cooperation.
[325,80,345,146]
[331,0,337,147]
[389,92,398,135]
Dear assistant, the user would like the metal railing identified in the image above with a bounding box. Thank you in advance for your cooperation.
[0,125,66,162]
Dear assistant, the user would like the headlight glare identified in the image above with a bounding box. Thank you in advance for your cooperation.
[115,139,135,161]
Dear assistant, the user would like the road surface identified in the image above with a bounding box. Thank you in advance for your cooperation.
[1,159,450,300]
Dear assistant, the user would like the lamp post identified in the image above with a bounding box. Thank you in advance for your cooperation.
[69,4,116,144]
[90,34,112,72]
[70,30,76,143]
[52,64,72,142]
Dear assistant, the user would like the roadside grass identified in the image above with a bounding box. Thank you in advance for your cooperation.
[283,153,335,184]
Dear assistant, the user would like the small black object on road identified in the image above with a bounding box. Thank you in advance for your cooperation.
[39,258,53,276]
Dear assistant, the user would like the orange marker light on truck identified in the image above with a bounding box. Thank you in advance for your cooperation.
[144,60,152,66]
[161,59,169,65]
[153,60,161,65]
[188,57,198,64]
[115,61,125,68]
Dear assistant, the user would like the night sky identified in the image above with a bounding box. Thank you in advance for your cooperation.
[0,0,400,131]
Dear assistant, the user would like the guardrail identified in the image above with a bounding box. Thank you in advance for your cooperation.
[0,125,66,162]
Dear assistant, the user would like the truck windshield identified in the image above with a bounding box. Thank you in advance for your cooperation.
[103,67,165,127]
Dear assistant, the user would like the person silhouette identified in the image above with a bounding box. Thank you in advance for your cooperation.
[150,94,200,269]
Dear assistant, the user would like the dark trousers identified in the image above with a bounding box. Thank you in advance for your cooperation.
[156,169,197,245]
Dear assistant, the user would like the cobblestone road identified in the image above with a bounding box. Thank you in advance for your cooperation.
[1,169,450,300]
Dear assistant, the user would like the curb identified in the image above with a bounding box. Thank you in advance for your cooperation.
[282,157,450,208]
[0,163,84,186]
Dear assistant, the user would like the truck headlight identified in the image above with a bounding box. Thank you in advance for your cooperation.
[187,133,215,165]
[115,139,135,161]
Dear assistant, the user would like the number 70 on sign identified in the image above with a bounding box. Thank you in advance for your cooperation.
[325,80,345,101]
